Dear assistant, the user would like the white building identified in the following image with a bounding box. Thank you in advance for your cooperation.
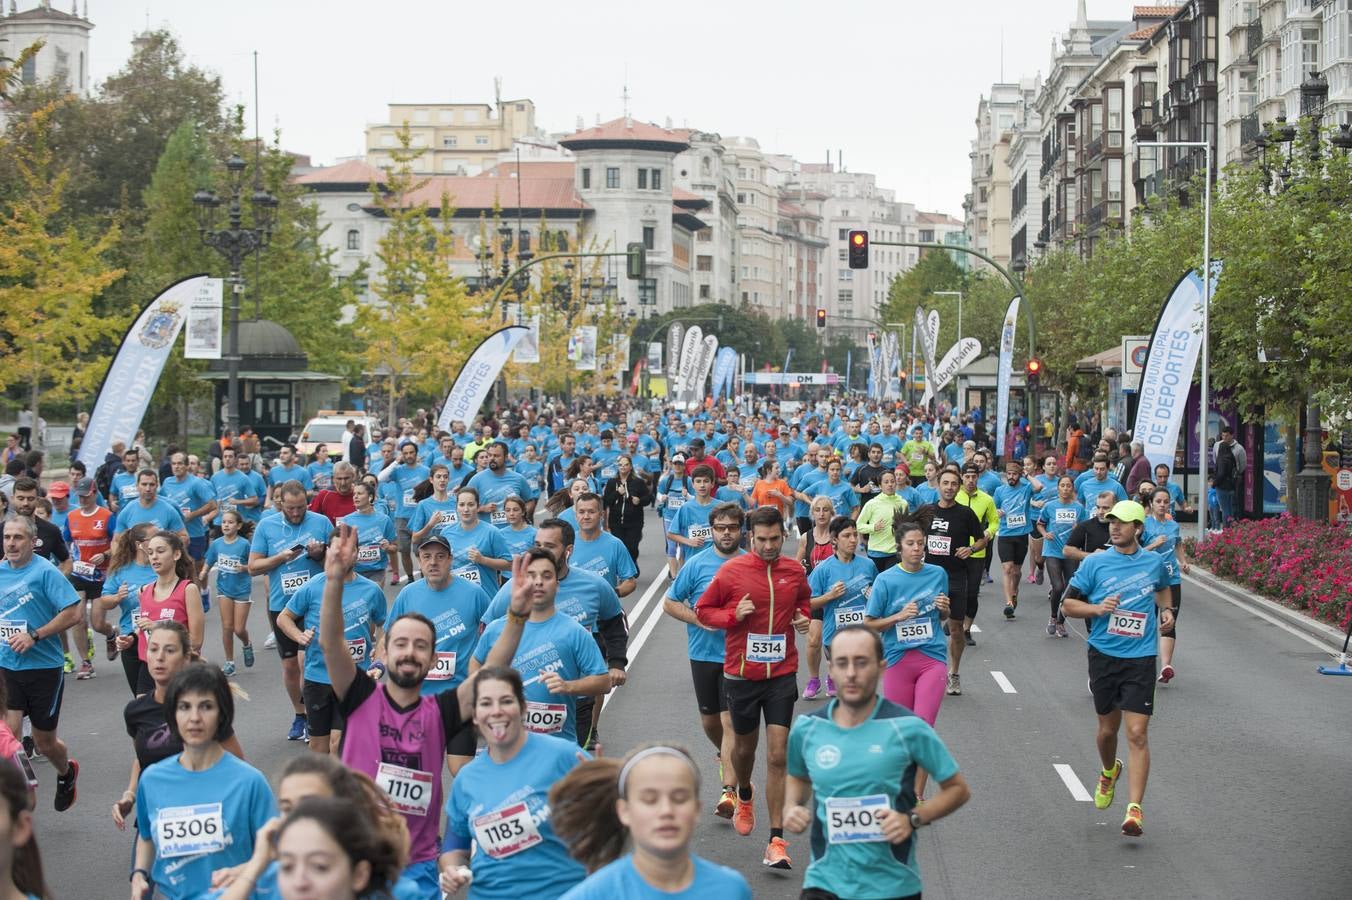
[0,1,92,100]
[673,131,740,307]
[965,78,1039,272]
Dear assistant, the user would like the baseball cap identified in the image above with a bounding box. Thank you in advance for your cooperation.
[1106,500,1146,524]
[417,534,453,554]
[671,453,687,464]
[73,477,97,498]
[47,481,70,497]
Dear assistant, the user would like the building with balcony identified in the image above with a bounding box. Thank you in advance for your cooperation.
[365,93,542,176]
[1219,1,1260,162]
[723,136,788,317]
[673,133,740,307]
[1007,104,1045,268]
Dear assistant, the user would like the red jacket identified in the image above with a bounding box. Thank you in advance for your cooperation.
[696,552,811,680]
[309,490,356,524]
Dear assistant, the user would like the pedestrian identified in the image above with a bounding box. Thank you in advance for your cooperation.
[1211,427,1245,528]
[1143,488,1187,685]
[601,455,649,564]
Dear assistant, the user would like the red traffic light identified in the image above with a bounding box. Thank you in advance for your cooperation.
[1026,358,1042,375]
[847,230,869,269]
[851,232,866,246]
[816,308,827,328]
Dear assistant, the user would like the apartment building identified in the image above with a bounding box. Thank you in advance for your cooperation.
[965,78,1040,272]
[365,95,541,176]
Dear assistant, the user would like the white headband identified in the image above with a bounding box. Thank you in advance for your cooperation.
[617,747,696,795]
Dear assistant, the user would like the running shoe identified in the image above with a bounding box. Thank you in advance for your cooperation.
[825,676,836,698]
[982,573,993,584]
[1094,758,1123,810]
[802,677,822,700]
[21,736,34,759]
[762,837,792,870]
[1003,602,1016,620]
[946,673,962,696]
[965,631,976,647]
[1035,567,1045,585]
[1055,622,1069,638]
[1158,664,1175,684]
[264,632,277,650]
[105,633,118,662]
[53,760,78,812]
[1046,617,1057,636]
[62,653,74,674]
[76,660,94,680]
[222,660,237,677]
[733,787,755,836]
[715,788,736,819]
[1121,803,1144,837]
[242,643,255,668]
[287,715,307,742]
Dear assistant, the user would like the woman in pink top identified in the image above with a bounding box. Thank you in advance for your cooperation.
[135,531,204,694]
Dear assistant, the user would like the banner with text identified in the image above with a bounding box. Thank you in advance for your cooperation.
[512,315,541,363]
[675,326,703,402]
[711,346,738,401]
[78,275,209,468]
[437,326,529,431]
[932,337,983,392]
[1131,266,1220,472]
[183,278,224,360]
[995,296,1020,457]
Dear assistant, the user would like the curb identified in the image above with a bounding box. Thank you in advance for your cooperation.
[1184,565,1347,652]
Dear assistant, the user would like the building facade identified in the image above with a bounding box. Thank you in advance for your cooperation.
[365,96,541,175]
[965,78,1040,272]
[0,1,92,100]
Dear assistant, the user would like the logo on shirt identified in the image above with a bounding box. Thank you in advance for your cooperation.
[868,744,883,754]
[815,744,841,769]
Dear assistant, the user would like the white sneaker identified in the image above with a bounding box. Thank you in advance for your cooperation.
[263,632,277,649]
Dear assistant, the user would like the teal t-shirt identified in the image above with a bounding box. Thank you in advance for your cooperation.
[1068,547,1169,658]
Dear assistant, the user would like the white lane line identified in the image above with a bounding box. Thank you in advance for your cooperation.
[1053,764,1093,802]
[971,624,982,633]
[625,590,670,665]
[601,570,669,712]
[990,670,1017,693]
[624,569,670,634]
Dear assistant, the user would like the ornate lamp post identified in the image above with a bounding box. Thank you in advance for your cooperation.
[193,154,278,437]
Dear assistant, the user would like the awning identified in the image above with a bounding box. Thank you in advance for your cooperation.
[1076,346,1121,375]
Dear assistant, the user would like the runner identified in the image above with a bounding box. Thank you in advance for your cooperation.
[856,470,907,571]
[109,448,145,513]
[549,745,752,898]
[0,515,80,812]
[323,523,533,895]
[160,452,217,562]
[62,476,114,678]
[993,459,1035,621]
[500,496,537,558]
[210,447,261,536]
[806,458,859,521]
[111,469,188,546]
[0,762,49,898]
[438,488,512,590]
[247,481,332,742]
[569,493,638,597]
[267,444,314,494]
[408,464,458,547]
[600,456,649,565]
[916,468,986,696]
[377,443,430,587]
[1025,455,1060,585]
[656,456,692,579]
[661,502,745,819]
[469,441,536,526]
[785,625,970,900]
[437,665,590,899]
[1076,455,1128,510]
[99,523,158,695]
[1143,488,1187,685]
[269,796,404,900]
[1035,475,1084,638]
[807,516,878,700]
[341,481,397,588]
[796,497,836,700]
[667,465,718,564]
[695,506,811,871]
[1064,492,1116,563]
[133,531,206,691]
[202,510,254,675]
[1060,500,1172,837]
[307,461,357,524]
[789,443,826,539]
[954,463,997,645]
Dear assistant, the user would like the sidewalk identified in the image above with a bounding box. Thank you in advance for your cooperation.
[1184,564,1348,653]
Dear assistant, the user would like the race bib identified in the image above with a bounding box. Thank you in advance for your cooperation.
[746,633,786,664]
[666,496,685,511]
[156,803,225,859]
[454,567,481,586]
[895,619,934,645]
[1006,513,1026,528]
[833,607,866,630]
[926,534,951,556]
[490,509,508,525]
[426,651,457,681]
[826,794,889,844]
[689,525,712,544]
[401,489,415,507]
[72,560,99,579]
[601,466,617,480]
[524,701,567,734]
[346,637,367,663]
[375,762,433,817]
[1054,508,1078,524]
[0,620,26,641]
[120,485,138,500]
[1107,609,1147,639]
[356,544,381,564]
[216,557,242,574]
[472,802,543,859]
[280,571,309,596]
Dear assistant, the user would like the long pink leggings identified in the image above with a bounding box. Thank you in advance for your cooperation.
[882,652,947,726]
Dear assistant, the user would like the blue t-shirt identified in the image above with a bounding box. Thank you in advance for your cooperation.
[239,472,268,524]
[591,447,620,481]
[559,855,750,900]
[387,576,492,692]
[284,573,386,684]
[657,474,692,524]
[808,553,879,649]
[1068,547,1169,659]
[788,698,958,900]
[790,463,823,518]
[340,510,397,573]
[514,460,545,497]
[306,460,334,492]
[1142,516,1183,586]
[670,497,717,551]
[0,556,81,670]
[205,536,252,598]
[501,524,537,558]
[484,569,622,634]
[993,481,1035,537]
[1077,475,1127,510]
[1164,482,1186,516]
[716,485,751,510]
[1037,501,1085,560]
[472,611,608,743]
[136,752,276,900]
[569,532,638,589]
[444,733,588,900]
[159,475,216,539]
[913,484,940,507]
[977,470,1003,497]
[110,470,139,507]
[248,511,332,612]
[210,470,255,526]
[267,463,313,491]
[468,470,537,527]
[408,495,458,536]
[388,463,431,519]
[666,547,743,663]
[866,563,950,666]
[113,497,187,536]
[811,478,859,518]
[439,521,510,590]
[104,562,156,634]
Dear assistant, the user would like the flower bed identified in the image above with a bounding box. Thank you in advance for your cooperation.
[1186,515,1352,629]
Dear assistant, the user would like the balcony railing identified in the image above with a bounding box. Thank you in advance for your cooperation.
[1240,111,1260,145]
[1246,20,1262,60]
[1084,133,1105,164]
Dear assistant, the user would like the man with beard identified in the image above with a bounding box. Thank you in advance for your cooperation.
[467,441,536,525]
[322,523,533,896]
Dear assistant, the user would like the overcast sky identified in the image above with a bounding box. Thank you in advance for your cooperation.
[83,0,1130,214]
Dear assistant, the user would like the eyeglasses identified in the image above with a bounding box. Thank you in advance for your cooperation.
[710,523,740,532]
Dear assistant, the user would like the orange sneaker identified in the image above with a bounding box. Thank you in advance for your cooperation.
[762,836,792,869]
[715,788,736,819]
[1121,802,1144,837]
[733,787,755,836]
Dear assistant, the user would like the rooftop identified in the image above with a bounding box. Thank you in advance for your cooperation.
[292,159,387,188]
[559,117,691,153]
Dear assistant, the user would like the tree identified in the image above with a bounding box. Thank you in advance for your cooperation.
[0,105,126,445]
[0,39,42,101]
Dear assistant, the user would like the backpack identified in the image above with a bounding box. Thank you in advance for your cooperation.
[1214,441,1237,488]
[1076,432,1094,462]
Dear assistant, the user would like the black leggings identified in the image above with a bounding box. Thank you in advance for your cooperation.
[120,645,141,695]
[1161,583,1181,638]
[614,526,643,565]
[962,556,983,623]
[1046,557,1070,622]
[871,554,898,572]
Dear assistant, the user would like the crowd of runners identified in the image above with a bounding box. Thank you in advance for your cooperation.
[0,397,1193,898]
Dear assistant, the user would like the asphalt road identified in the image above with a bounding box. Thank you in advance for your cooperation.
[32,514,1352,899]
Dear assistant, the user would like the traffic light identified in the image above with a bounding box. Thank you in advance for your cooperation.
[1025,357,1043,389]
[626,242,646,280]
[816,308,827,328]
[847,230,869,269]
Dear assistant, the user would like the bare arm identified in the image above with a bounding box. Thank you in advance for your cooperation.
[318,525,360,701]
[183,583,205,655]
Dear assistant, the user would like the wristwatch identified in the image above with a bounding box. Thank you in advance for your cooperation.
[25,627,39,642]
[909,811,925,829]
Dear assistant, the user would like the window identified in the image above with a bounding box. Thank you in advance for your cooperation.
[696,255,713,271]
[919,228,935,242]
[439,110,455,122]
[379,134,395,147]
[696,230,711,242]
[651,168,662,190]
[643,226,655,250]
[414,109,429,123]
[638,169,648,189]
[838,269,853,281]
[443,136,458,147]
[515,103,526,111]
[463,109,479,123]
[700,284,711,299]
[581,168,591,189]
[838,228,850,240]
[737,193,747,204]
[475,135,490,145]
[1106,86,1123,148]
[837,289,853,307]
[838,248,847,262]
[606,167,620,189]
[346,229,360,251]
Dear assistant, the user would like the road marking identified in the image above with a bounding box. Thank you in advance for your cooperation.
[624,569,670,634]
[971,624,982,633]
[1053,764,1093,802]
[990,670,1017,693]
[601,570,669,712]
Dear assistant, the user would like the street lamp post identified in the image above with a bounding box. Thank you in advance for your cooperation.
[1135,138,1212,543]
[193,155,279,438]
